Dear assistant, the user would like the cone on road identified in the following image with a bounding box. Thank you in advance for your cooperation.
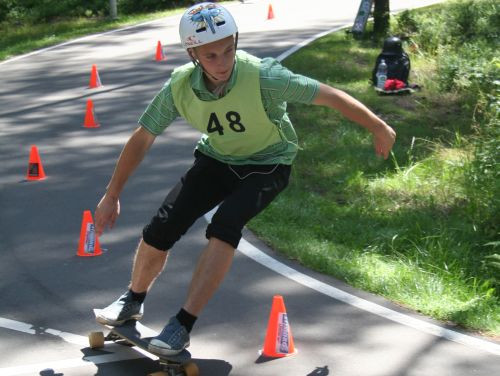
[261,295,297,358]
[83,99,100,128]
[26,145,46,181]
[155,41,166,61]
[77,210,102,257]
[267,4,275,20]
[88,64,102,88]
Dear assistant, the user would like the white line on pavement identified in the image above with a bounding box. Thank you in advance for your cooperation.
[205,207,500,356]
[238,237,500,356]
[0,317,151,375]
[0,351,146,376]
[0,317,87,346]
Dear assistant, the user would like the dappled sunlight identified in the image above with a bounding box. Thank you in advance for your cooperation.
[367,146,469,210]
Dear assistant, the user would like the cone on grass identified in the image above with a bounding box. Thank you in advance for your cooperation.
[83,99,100,128]
[77,210,102,257]
[267,4,275,20]
[26,145,46,181]
[261,295,297,358]
[88,64,102,88]
[155,41,166,61]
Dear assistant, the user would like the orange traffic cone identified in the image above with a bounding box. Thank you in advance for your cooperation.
[26,145,46,181]
[88,64,102,88]
[267,4,275,20]
[155,41,166,61]
[77,210,102,257]
[261,295,297,358]
[83,99,100,128]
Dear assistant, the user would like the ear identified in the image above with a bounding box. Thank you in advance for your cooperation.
[187,48,197,61]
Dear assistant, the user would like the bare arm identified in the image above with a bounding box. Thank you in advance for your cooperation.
[95,126,156,235]
[313,83,396,159]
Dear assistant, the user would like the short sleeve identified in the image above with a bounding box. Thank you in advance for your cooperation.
[260,57,320,105]
[138,79,180,135]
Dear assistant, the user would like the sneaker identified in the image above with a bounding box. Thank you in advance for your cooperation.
[96,291,144,326]
[148,317,190,356]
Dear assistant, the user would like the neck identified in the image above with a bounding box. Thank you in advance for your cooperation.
[204,75,228,96]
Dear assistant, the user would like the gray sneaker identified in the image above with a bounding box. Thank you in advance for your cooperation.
[96,291,144,326]
[148,317,190,356]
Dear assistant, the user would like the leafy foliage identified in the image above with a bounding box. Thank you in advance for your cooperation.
[0,0,197,23]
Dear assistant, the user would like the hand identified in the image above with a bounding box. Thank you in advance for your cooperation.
[373,123,396,159]
[94,194,120,237]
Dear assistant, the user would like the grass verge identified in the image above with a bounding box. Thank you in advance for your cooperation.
[0,10,182,62]
[248,22,499,336]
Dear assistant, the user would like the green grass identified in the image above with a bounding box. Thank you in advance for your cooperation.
[0,10,182,61]
[248,28,499,336]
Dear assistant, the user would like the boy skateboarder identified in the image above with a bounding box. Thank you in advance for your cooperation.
[95,2,396,356]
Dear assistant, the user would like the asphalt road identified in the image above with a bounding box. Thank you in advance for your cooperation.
[1,1,498,375]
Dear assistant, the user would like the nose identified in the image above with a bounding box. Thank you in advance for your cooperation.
[216,54,230,68]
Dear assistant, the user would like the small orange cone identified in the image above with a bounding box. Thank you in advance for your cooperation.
[267,4,275,20]
[88,64,102,88]
[261,295,297,358]
[77,210,103,257]
[155,41,166,61]
[26,145,46,181]
[83,99,100,128]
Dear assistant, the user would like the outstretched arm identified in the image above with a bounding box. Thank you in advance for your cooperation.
[95,126,156,236]
[312,83,396,159]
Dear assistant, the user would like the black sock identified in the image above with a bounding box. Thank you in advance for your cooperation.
[175,308,197,333]
[128,289,147,304]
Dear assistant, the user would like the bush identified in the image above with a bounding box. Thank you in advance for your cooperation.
[394,0,499,242]
[118,0,197,15]
[0,0,109,23]
[394,0,499,54]
[0,0,198,23]
[465,86,500,236]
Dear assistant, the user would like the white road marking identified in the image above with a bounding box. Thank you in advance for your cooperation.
[0,317,87,346]
[238,237,500,356]
[205,208,500,356]
[275,25,346,62]
[0,317,151,375]
[0,18,171,66]
[0,351,145,376]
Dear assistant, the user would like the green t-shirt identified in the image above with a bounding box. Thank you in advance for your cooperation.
[139,50,319,165]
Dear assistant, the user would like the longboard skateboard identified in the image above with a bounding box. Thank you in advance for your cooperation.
[89,309,199,376]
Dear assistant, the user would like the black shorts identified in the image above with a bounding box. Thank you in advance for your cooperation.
[142,150,291,250]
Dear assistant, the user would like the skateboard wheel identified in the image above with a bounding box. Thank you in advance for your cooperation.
[182,362,199,376]
[88,331,105,349]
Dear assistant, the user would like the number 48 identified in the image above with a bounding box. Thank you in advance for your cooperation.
[207,111,246,135]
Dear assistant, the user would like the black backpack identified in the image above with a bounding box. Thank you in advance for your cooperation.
[372,36,411,87]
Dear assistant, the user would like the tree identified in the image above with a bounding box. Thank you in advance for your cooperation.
[373,0,390,37]
[110,0,117,19]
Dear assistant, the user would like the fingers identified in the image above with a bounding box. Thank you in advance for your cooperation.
[94,210,106,237]
[95,196,120,235]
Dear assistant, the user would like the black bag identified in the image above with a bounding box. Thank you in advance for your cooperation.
[372,36,411,87]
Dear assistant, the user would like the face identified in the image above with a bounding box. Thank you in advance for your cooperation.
[190,36,236,85]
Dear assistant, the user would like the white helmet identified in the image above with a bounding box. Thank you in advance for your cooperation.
[179,2,238,49]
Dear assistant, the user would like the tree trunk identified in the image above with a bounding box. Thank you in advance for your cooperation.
[110,0,118,19]
[373,0,390,36]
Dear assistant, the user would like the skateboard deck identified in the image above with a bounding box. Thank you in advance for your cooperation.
[89,309,199,376]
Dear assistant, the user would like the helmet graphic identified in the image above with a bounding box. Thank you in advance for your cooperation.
[179,2,238,49]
